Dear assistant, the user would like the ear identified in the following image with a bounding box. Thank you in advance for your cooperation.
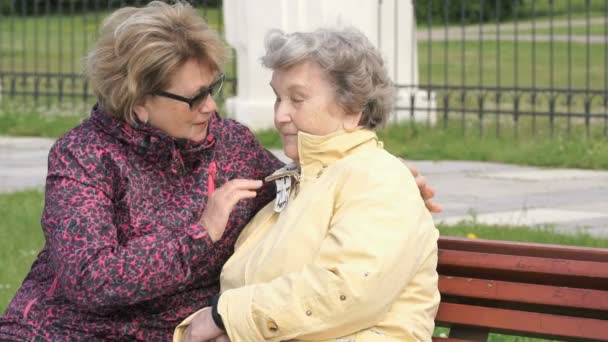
[343,111,363,132]
[133,101,150,124]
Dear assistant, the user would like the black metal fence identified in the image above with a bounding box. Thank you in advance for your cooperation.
[409,0,608,138]
[1,0,607,138]
[0,0,231,114]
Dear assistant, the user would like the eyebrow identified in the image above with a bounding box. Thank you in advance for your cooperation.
[269,82,308,94]
[288,84,307,93]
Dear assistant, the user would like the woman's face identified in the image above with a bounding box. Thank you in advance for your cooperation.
[135,58,220,143]
[270,61,361,161]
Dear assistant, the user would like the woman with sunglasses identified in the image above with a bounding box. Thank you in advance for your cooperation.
[0,2,439,341]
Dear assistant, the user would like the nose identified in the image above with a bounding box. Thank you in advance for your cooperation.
[274,101,291,124]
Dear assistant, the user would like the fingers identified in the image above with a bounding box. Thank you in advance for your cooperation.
[415,177,435,199]
[414,176,443,213]
[184,307,224,342]
[222,179,263,191]
[220,183,260,210]
[216,179,262,205]
[200,179,263,242]
[425,199,443,213]
[404,161,420,178]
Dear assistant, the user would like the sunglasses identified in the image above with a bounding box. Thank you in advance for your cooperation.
[155,73,225,109]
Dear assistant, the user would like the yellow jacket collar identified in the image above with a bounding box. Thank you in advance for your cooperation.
[296,128,379,169]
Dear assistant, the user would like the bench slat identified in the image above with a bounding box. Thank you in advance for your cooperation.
[438,249,608,289]
[436,302,608,341]
[439,275,608,311]
[439,237,608,262]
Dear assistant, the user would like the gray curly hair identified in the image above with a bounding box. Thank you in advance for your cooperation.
[261,27,395,129]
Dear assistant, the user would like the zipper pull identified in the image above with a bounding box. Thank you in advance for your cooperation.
[208,161,217,195]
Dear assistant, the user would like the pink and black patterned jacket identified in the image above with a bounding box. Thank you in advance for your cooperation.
[0,106,283,341]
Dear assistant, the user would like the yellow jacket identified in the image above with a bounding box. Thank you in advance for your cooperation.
[175,129,439,341]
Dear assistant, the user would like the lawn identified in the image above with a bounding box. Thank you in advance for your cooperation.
[0,8,223,74]
[417,40,607,91]
[2,109,607,170]
[256,118,608,170]
[1,189,606,342]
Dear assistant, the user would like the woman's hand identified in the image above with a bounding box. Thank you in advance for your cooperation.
[184,307,224,342]
[200,179,263,242]
[403,161,443,213]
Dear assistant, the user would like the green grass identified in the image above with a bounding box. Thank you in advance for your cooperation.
[2,189,606,342]
[0,8,224,73]
[416,0,608,28]
[0,190,45,313]
[518,1,607,18]
[2,108,607,170]
[4,112,606,170]
[0,110,87,137]
[438,221,608,248]
[257,120,608,170]
[1,5,607,171]
[418,40,607,91]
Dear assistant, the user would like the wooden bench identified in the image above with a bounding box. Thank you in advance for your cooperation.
[434,236,608,341]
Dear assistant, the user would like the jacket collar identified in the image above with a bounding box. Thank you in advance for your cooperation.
[90,104,221,165]
[296,128,379,180]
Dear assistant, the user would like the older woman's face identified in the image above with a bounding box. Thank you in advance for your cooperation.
[270,61,360,161]
[135,58,219,143]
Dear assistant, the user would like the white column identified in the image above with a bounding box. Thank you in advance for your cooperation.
[379,0,436,125]
[223,0,435,130]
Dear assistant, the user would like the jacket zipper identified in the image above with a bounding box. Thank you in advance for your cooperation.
[208,161,217,195]
[45,264,63,297]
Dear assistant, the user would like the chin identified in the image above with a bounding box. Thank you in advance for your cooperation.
[284,148,298,161]
[189,126,208,143]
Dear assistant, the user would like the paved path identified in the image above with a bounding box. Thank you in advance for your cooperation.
[2,136,607,237]
[417,18,608,44]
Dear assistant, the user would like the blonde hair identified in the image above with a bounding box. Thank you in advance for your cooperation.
[261,27,395,130]
[84,1,228,123]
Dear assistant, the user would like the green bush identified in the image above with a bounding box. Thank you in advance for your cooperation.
[415,0,523,24]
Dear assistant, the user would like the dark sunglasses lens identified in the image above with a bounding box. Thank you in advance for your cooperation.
[189,75,224,109]
[191,90,211,109]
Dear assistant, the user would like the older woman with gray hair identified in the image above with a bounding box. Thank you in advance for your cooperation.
[175,27,440,342]
[0,2,438,341]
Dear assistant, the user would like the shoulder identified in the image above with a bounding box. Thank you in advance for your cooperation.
[48,121,122,194]
[50,120,117,164]
[337,148,416,191]
[329,147,426,216]
[217,118,257,143]
[215,117,282,170]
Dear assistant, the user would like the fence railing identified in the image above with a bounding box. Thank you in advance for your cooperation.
[0,0,232,114]
[1,0,607,138]
[410,0,608,138]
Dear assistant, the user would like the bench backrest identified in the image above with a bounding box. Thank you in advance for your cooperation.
[435,236,608,341]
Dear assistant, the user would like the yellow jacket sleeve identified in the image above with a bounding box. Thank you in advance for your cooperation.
[218,163,438,341]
